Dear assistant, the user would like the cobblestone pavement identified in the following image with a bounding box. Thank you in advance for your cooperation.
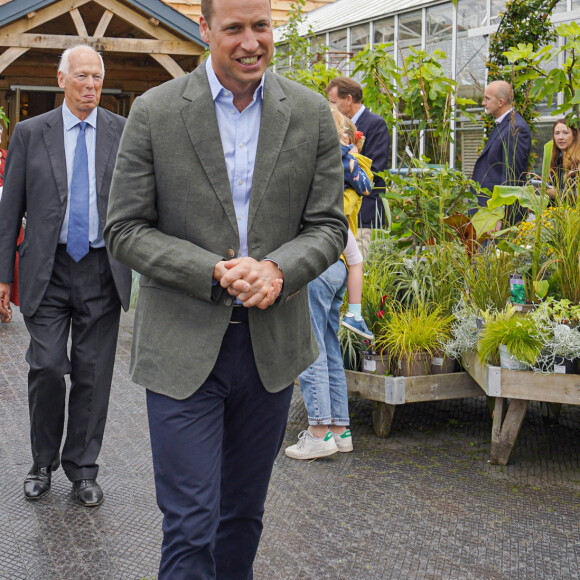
[1,308,579,579]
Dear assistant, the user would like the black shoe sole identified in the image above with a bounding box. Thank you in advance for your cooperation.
[73,495,104,507]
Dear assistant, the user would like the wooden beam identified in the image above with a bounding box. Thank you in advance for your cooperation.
[93,0,184,41]
[1,34,203,56]
[69,8,88,37]
[93,9,113,38]
[372,402,395,438]
[403,372,482,403]
[0,0,92,36]
[490,397,529,465]
[0,47,30,74]
[150,53,186,78]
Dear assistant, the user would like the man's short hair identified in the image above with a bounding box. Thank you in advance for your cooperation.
[201,0,271,26]
[201,0,212,25]
[325,77,363,104]
[58,45,105,78]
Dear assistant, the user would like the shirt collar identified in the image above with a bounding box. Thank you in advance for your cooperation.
[351,104,366,125]
[495,108,513,125]
[205,55,265,104]
[62,101,98,130]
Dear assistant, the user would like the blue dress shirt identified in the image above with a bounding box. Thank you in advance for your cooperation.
[205,56,264,258]
[351,104,366,126]
[59,103,104,248]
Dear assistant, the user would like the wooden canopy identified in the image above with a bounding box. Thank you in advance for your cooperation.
[0,0,206,142]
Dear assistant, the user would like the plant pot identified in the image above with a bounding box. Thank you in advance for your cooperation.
[431,351,456,375]
[361,351,389,375]
[396,352,431,377]
[511,302,538,314]
[553,356,580,375]
[498,344,528,371]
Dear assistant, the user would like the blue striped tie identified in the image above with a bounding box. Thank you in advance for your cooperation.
[67,121,89,262]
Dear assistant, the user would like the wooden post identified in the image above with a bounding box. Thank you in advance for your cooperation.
[372,402,395,438]
[490,398,529,465]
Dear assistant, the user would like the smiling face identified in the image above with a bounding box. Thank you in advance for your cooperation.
[553,122,575,152]
[200,0,273,101]
[58,47,103,120]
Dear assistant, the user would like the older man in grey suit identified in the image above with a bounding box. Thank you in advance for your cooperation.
[0,46,131,506]
[104,0,347,577]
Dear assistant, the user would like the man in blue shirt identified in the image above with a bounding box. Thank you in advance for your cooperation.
[0,46,131,506]
[105,0,348,577]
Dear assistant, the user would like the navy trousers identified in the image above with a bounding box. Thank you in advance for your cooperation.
[147,312,293,580]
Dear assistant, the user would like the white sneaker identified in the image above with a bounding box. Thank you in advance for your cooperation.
[331,429,353,452]
[285,429,338,460]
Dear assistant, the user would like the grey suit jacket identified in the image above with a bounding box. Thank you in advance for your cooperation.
[0,106,131,316]
[105,65,348,398]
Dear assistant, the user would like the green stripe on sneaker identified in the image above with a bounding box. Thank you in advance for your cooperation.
[341,430,351,439]
[323,431,333,441]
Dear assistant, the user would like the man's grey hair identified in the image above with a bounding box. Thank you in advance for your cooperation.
[58,45,105,78]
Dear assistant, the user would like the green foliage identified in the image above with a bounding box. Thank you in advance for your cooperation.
[542,203,580,304]
[374,302,453,359]
[350,43,398,124]
[504,22,580,128]
[0,106,8,129]
[273,0,332,93]
[477,308,542,366]
[380,160,479,247]
[360,237,399,335]
[456,246,516,312]
[353,46,476,161]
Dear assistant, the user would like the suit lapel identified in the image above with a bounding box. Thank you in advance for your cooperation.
[42,107,68,209]
[95,108,114,197]
[247,71,290,232]
[180,65,238,235]
[481,122,500,155]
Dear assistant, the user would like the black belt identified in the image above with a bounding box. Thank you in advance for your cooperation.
[230,305,249,324]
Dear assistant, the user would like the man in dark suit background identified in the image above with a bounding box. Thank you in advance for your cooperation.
[105,0,347,576]
[471,80,531,222]
[0,45,131,506]
[326,76,391,252]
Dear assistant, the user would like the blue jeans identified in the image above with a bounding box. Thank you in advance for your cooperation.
[299,260,349,426]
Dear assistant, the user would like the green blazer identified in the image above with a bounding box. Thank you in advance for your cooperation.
[105,65,348,399]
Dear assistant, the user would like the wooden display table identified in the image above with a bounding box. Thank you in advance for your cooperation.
[461,351,580,465]
[345,369,483,437]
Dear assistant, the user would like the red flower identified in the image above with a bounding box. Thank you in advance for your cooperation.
[355,131,364,141]
[380,295,389,306]
[377,310,385,319]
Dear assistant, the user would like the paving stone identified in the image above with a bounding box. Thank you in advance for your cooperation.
[2,308,580,579]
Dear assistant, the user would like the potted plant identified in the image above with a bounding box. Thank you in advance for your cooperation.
[477,307,542,370]
[531,299,580,374]
[373,302,453,377]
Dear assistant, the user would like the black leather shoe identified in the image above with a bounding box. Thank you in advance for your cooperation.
[23,455,59,501]
[72,479,103,507]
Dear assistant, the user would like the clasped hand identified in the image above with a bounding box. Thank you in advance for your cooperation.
[213,257,283,310]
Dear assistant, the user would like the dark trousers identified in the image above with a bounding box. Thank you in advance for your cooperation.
[147,312,293,580]
[24,246,121,481]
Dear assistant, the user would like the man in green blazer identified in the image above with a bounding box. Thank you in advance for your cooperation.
[105,0,347,577]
